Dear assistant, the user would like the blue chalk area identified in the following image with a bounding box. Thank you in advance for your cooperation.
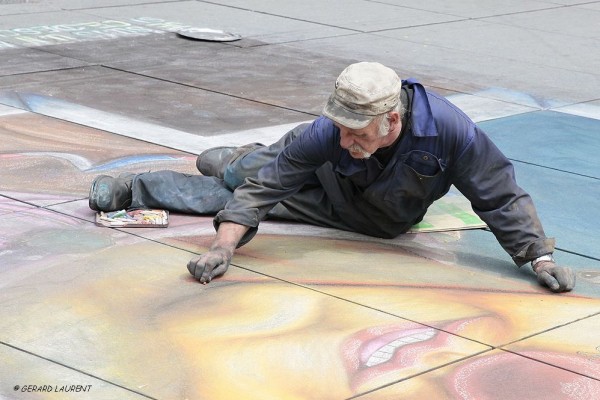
[479,111,600,265]
[480,111,600,179]
[444,229,600,297]
[511,163,600,260]
[87,155,184,172]
[0,91,33,111]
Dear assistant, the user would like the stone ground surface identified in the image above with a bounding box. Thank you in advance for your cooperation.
[1,1,599,399]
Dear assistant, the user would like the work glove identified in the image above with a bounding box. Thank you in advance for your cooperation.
[533,261,575,293]
[187,247,232,284]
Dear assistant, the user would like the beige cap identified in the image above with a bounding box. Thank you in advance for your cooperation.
[322,62,401,129]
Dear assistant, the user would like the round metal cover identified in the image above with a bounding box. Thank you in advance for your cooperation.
[176,28,242,42]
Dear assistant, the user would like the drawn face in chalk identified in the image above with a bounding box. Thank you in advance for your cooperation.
[155,273,600,398]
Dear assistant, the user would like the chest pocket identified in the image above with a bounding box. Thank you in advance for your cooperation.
[383,150,446,201]
[403,150,444,177]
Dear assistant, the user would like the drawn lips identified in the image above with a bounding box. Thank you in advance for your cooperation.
[360,327,436,367]
[343,319,471,392]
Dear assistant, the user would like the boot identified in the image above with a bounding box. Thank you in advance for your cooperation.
[196,143,264,179]
[89,173,135,212]
[196,147,237,178]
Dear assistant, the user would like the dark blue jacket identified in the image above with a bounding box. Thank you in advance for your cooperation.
[216,79,554,266]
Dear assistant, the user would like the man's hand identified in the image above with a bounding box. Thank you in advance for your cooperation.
[187,247,232,284]
[186,222,250,284]
[533,261,575,292]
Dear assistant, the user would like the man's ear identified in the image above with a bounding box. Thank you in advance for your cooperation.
[388,111,401,134]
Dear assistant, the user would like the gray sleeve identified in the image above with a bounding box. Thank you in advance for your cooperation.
[214,121,333,247]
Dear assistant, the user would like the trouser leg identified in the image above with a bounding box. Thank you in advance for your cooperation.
[130,170,233,214]
[223,123,311,190]
[125,123,309,215]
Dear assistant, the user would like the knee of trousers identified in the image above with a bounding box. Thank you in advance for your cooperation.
[223,164,246,191]
[222,153,264,190]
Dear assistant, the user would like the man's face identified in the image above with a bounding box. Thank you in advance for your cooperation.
[336,119,386,159]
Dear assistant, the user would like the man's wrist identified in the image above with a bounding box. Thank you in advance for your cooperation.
[531,254,554,271]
